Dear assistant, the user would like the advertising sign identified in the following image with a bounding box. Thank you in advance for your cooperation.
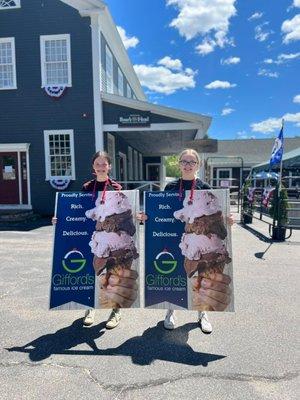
[50,190,140,310]
[144,189,234,312]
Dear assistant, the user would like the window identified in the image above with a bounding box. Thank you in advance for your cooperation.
[44,130,75,180]
[0,1,21,10]
[117,67,124,96]
[126,83,132,98]
[134,150,138,180]
[0,37,17,90]
[105,45,113,94]
[107,133,116,178]
[128,147,133,180]
[139,153,143,180]
[40,34,72,87]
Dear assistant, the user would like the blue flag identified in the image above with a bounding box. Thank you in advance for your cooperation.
[270,126,284,166]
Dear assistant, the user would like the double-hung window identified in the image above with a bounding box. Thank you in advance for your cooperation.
[40,34,72,87]
[0,37,17,90]
[118,67,124,96]
[44,130,75,180]
[105,45,113,94]
[0,1,21,10]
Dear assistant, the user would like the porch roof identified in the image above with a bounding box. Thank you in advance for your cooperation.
[102,93,212,156]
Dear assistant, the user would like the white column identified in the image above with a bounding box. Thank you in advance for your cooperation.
[90,13,104,151]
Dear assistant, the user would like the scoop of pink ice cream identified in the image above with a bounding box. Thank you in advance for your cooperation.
[89,231,136,258]
[85,191,132,222]
[174,191,221,223]
[179,233,226,260]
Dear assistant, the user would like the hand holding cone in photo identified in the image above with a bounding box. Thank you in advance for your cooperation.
[86,192,139,308]
[174,191,231,311]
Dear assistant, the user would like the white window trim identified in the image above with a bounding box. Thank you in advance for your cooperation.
[105,45,113,94]
[0,1,21,10]
[40,34,72,88]
[44,129,75,180]
[107,133,116,178]
[117,67,124,96]
[128,146,133,180]
[0,37,17,90]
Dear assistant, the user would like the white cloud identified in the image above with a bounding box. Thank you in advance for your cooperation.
[264,52,300,64]
[254,22,273,42]
[117,26,139,49]
[282,15,300,43]
[195,39,215,55]
[258,69,279,78]
[293,94,300,103]
[251,112,300,133]
[294,0,300,7]
[221,56,240,65]
[248,12,263,21]
[167,0,237,54]
[221,107,235,116]
[158,56,183,71]
[205,80,237,89]
[133,63,196,95]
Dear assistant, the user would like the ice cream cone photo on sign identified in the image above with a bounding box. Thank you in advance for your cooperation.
[174,189,234,312]
[86,190,140,309]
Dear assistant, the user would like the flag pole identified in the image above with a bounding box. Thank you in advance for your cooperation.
[279,119,284,191]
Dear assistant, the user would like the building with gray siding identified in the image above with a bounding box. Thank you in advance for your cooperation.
[0,0,211,215]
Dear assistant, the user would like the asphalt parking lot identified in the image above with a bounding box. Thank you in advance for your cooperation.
[0,216,299,400]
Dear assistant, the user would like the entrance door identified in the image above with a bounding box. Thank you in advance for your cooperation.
[146,164,160,181]
[0,152,19,204]
[217,168,232,187]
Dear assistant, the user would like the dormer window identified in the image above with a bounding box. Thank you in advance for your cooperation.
[0,1,21,10]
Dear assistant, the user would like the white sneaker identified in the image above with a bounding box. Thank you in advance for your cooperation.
[164,310,176,330]
[106,309,121,329]
[83,309,95,326]
[199,312,212,334]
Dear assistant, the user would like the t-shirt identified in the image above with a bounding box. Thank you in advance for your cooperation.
[164,178,210,192]
[81,178,121,192]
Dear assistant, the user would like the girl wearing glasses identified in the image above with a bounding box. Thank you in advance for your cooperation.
[139,148,232,333]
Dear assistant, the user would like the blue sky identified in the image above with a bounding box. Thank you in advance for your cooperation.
[106,0,300,140]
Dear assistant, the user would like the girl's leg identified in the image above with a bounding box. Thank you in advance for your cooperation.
[106,307,121,329]
[164,308,176,330]
[83,309,95,326]
[198,311,212,334]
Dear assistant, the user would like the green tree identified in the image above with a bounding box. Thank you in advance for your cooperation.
[164,155,180,177]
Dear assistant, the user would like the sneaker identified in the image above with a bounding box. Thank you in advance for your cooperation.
[83,309,95,327]
[164,310,176,330]
[106,308,121,329]
[199,312,212,334]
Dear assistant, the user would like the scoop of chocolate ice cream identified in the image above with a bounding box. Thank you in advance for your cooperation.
[96,210,136,236]
[185,211,227,240]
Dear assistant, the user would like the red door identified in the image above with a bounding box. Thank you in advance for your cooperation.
[0,152,19,204]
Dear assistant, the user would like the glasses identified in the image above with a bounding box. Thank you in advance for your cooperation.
[179,160,198,167]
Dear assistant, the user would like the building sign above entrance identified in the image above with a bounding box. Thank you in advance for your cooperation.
[118,112,151,128]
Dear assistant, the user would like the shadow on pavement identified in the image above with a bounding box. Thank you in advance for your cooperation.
[238,222,272,243]
[0,218,52,232]
[6,319,225,367]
